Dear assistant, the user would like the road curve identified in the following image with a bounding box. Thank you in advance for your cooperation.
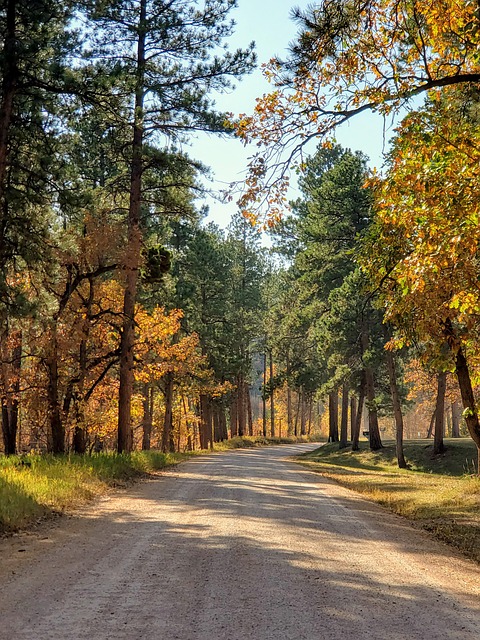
[1,443,479,639]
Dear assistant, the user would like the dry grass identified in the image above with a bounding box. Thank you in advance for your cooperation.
[297,440,480,563]
[0,451,185,533]
[0,436,319,533]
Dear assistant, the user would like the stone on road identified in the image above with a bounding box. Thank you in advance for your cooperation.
[1,444,479,639]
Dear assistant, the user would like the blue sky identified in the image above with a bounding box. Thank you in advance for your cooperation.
[189,0,395,229]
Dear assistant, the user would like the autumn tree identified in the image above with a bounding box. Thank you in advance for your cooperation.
[234,0,480,465]
[364,90,480,468]
[82,0,255,452]
[234,0,480,220]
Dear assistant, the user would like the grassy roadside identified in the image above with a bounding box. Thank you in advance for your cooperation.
[0,435,318,534]
[296,439,480,563]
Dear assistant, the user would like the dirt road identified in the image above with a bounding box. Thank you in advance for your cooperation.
[1,444,479,639]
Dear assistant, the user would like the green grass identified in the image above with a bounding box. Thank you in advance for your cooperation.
[0,435,318,533]
[0,450,185,533]
[214,434,321,450]
[296,438,480,563]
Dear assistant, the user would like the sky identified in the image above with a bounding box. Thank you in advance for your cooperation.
[189,0,395,229]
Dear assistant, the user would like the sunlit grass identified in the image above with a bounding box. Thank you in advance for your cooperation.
[297,439,480,562]
[213,434,320,451]
[0,451,185,533]
[0,436,318,533]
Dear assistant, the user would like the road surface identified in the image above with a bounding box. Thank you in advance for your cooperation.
[1,443,479,639]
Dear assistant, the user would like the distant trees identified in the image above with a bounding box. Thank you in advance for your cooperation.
[271,146,390,452]
[0,1,258,455]
[81,0,255,452]
[232,0,480,471]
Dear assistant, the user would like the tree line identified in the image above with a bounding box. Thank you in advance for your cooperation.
[236,0,480,472]
[2,1,478,467]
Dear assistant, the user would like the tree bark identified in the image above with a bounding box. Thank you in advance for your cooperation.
[328,390,339,442]
[262,351,267,437]
[230,393,238,438]
[245,382,253,436]
[199,394,212,450]
[286,353,293,436]
[269,349,275,437]
[307,396,313,435]
[0,0,17,203]
[433,372,447,455]
[339,383,349,449]
[351,375,366,451]
[427,410,435,439]
[451,401,460,438]
[213,402,228,442]
[294,391,301,437]
[300,387,307,436]
[142,384,153,450]
[46,333,64,454]
[237,375,245,437]
[454,346,480,472]
[117,0,147,453]
[161,372,174,453]
[219,405,228,441]
[73,276,95,454]
[384,337,407,468]
[350,396,357,443]
[361,326,383,450]
[1,329,21,455]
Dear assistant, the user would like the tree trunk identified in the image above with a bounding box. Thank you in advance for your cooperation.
[384,337,407,468]
[200,394,212,450]
[328,390,339,442]
[350,396,357,443]
[237,375,245,437]
[213,403,228,442]
[294,391,301,437]
[286,353,293,436]
[300,387,307,436]
[339,383,349,449]
[73,278,94,455]
[307,396,313,435]
[142,384,153,450]
[426,410,435,438]
[117,0,147,453]
[219,405,228,441]
[361,326,383,451]
[433,372,447,455]
[47,331,64,454]
[245,382,253,436]
[183,396,193,451]
[1,330,21,455]
[0,0,17,203]
[454,346,480,473]
[446,403,452,439]
[269,350,275,437]
[261,351,266,437]
[161,372,174,453]
[351,376,366,451]
[451,401,460,438]
[230,394,238,438]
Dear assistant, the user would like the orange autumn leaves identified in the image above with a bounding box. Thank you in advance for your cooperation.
[366,91,480,371]
[233,0,480,224]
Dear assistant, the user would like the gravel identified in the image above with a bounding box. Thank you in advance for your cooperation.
[1,443,479,639]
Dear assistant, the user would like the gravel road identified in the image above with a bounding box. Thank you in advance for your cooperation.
[1,443,479,639]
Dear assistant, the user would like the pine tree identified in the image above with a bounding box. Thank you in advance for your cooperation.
[82,0,255,451]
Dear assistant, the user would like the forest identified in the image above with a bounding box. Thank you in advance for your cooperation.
[1,0,480,477]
